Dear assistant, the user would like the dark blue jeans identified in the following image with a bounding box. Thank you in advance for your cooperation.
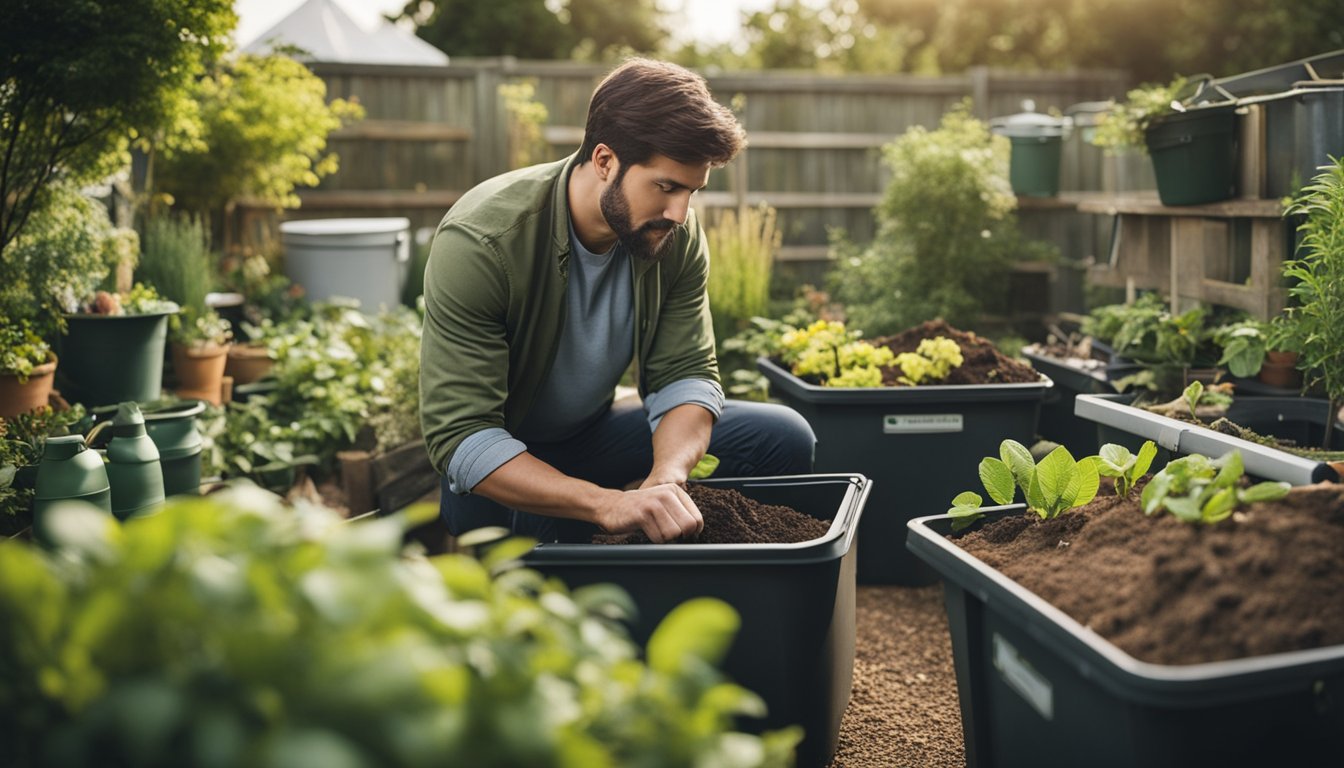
[439,399,816,542]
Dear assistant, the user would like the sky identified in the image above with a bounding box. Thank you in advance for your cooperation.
[233,0,775,51]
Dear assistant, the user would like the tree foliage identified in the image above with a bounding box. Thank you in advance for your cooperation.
[395,0,666,60]
[150,53,363,222]
[0,0,235,257]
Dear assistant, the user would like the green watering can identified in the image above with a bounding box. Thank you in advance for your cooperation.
[33,433,111,543]
[102,402,166,520]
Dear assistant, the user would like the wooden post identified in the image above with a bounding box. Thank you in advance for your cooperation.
[339,450,375,516]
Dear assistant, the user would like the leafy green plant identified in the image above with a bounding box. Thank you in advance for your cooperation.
[1213,318,1270,378]
[0,488,799,767]
[79,282,180,317]
[1095,440,1158,498]
[0,321,52,381]
[948,439,1100,529]
[892,336,963,386]
[779,319,894,388]
[689,453,720,480]
[828,103,1056,335]
[1091,76,1188,153]
[1276,156,1344,449]
[1139,451,1290,524]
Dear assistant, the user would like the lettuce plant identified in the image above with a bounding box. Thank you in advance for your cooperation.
[1096,440,1158,498]
[1140,451,1290,524]
[893,336,963,385]
[948,439,1100,529]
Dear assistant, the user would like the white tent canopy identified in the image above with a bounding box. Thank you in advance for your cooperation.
[242,0,449,66]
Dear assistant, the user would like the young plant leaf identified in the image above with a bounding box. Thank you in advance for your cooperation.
[1034,445,1076,510]
[689,454,720,480]
[1183,380,1204,417]
[1025,470,1047,518]
[1068,456,1101,508]
[1097,444,1134,476]
[1238,481,1291,504]
[1000,439,1036,492]
[947,491,985,531]
[1164,493,1203,523]
[978,457,1016,506]
[1133,440,1158,478]
[1201,487,1238,523]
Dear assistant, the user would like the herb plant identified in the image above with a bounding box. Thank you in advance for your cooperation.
[779,319,894,388]
[1090,76,1189,153]
[0,489,799,767]
[0,321,52,381]
[893,336,963,386]
[1096,440,1158,498]
[1276,156,1344,449]
[1213,318,1270,378]
[948,439,1100,529]
[1139,450,1290,523]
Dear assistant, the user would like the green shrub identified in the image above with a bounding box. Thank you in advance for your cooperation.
[828,103,1054,335]
[706,203,779,346]
[0,490,799,767]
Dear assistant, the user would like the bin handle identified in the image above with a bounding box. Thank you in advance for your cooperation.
[1145,131,1194,152]
[394,231,409,263]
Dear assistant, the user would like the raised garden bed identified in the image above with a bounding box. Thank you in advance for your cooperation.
[760,320,1050,585]
[525,474,870,768]
[908,481,1344,767]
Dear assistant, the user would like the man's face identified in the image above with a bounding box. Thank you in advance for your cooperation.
[600,153,711,261]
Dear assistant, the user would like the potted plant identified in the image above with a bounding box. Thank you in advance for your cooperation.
[170,309,233,404]
[0,488,799,767]
[0,320,57,420]
[906,439,1344,767]
[60,283,180,408]
[756,316,1051,585]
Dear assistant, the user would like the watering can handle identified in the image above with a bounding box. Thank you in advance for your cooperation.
[84,420,112,449]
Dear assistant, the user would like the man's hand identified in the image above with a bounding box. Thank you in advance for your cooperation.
[594,482,703,543]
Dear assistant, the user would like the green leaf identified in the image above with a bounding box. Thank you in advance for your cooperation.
[1201,487,1238,523]
[1034,445,1077,510]
[1140,472,1171,515]
[456,526,511,549]
[978,457,1016,505]
[1069,457,1101,508]
[481,537,538,573]
[948,490,983,511]
[1096,444,1133,476]
[1025,471,1047,518]
[1183,380,1204,416]
[689,454,720,480]
[1238,481,1291,504]
[1000,439,1036,492]
[1133,440,1158,478]
[647,597,740,674]
[1164,493,1203,523]
[1212,451,1244,490]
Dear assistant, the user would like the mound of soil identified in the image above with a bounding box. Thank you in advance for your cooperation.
[954,482,1344,665]
[592,483,831,545]
[871,319,1040,386]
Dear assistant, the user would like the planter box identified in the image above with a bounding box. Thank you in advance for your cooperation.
[906,506,1344,768]
[759,356,1050,585]
[525,473,869,768]
[1145,104,1239,206]
[1075,393,1343,485]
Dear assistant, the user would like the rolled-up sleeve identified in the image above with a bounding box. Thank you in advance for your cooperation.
[643,378,725,432]
[444,427,528,495]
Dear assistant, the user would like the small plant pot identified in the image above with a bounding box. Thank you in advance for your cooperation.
[172,342,231,406]
[1258,350,1302,390]
[224,342,274,386]
[526,474,870,768]
[0,354,57,419]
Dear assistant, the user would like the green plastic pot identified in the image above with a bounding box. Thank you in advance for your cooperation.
[1144,104,1239,205]
[58,312,174,408]
[142,400,206,496]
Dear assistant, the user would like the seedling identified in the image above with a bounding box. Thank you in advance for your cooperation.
[689,453,720,480]
[1095,440,1158,498]
[1139,450,1289,524]
[948,439,1099,529]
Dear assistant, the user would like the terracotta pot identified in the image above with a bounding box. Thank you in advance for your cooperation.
[1258,350,1302,390]
[172,343,231,406]
[223,342,274,386]
[0,354,57,419]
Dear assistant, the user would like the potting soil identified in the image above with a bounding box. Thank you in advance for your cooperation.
[954,481,1344,665]
[592,484,831,544]
[871,319,1040,386]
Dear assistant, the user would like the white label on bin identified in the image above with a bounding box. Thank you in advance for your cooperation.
[883,414,963,434]
[993,633,1053,721]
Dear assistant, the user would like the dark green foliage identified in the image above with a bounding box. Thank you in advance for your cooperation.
[396,0,665,59]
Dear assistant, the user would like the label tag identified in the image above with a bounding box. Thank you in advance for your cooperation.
[993,633,1053,721]
[883,414,964,434]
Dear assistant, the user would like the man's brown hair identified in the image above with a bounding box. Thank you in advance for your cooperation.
[576,58,745,169]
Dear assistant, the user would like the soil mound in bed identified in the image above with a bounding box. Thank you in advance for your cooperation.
[871,319,1039,386]
[593,484,831,545]
[954,481,1344,666]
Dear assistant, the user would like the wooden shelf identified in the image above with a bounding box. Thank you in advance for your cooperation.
[1075,192,1287,219]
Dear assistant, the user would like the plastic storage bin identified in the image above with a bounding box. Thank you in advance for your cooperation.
[1145,104,1240,205]
[758,358,1049,585]
[908,506,1344,768]
[1244,83,1344,198]
[280,218,410,311]
[525,474,870,768]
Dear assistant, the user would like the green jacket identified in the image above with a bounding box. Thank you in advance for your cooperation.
[420,154,720,474]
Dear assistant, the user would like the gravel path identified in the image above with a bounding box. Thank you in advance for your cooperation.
[829,585,966,768]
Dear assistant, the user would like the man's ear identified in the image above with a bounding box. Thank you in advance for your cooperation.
[592,144,619,182]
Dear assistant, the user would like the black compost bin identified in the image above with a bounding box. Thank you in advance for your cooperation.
[1020,347,1119,453]
[758,358,1049,585]
[1145,104,1239,205]
[525,473,870,768]
[907,507,1344,768]
[1245,83,1344,198]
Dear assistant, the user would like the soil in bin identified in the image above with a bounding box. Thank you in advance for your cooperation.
[593,484,831,544]
[871,320,1039,386]
[954,481,1344,665]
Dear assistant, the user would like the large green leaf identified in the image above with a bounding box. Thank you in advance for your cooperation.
[647,597,740,674]
[1034,445,1076,509]
[1000,439,1036,492]
[1069,457,1101,508]
[978,457,1016,506]
[1133,440,1158,478]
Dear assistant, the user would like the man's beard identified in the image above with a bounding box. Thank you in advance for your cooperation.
[600,166,677,262]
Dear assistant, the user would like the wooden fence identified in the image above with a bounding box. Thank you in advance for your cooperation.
[231,59,1137,310]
